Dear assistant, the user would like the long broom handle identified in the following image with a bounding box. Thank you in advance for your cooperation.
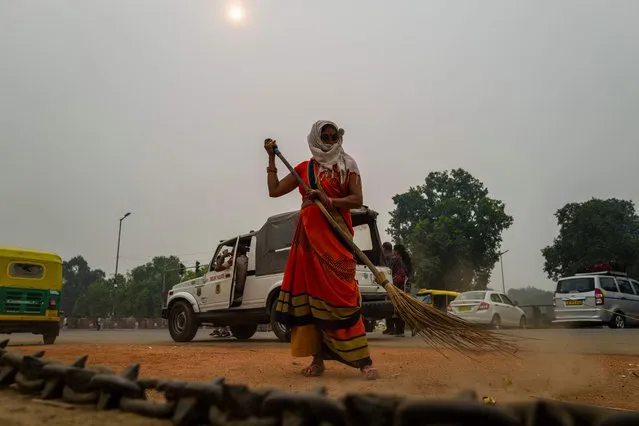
[273,148,391,288]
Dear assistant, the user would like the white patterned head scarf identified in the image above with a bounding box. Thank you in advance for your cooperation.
[307,120,359,183]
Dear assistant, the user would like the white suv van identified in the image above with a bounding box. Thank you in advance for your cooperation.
[552,267,639,329]
[161,207,394,342]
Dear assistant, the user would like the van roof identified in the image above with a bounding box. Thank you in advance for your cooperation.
[0,247,62,264]
[218,206,380,244]
[570,270,628,278]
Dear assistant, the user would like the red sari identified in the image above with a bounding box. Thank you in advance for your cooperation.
[274,159,372,368]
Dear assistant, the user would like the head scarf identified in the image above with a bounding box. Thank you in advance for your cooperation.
[307,120,359,183]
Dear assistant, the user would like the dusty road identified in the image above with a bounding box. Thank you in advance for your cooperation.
[5,327,639,355]
[1,328,638,425]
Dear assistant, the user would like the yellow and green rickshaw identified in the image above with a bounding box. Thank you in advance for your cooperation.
[415,289,461,312]
[0,247,63,344]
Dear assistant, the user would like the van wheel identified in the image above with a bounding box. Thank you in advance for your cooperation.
[168,300,199,342]
[230,324,258,340]
[43,333,57,345]
[519,316,527,329]
[490,315,501,329]
[270,297,291,343]
[610,312,626,329]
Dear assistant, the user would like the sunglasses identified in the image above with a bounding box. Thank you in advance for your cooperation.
[320,133,340,142]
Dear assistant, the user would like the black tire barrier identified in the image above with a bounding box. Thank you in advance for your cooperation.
[0,338,637,425]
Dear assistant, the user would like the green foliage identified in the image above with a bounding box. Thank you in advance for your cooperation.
[388,168,513,291]
[62,256,105,315]
[114,256,182,318]
[63,255,200,318]
[182,265,206,281]
[72,279,113,317]
[541,198,639,281]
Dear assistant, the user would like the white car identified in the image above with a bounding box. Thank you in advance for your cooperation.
[161,207,394,343]
[448,290,527,329]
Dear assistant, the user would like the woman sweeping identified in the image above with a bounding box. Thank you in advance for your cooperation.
[264,120,378,380]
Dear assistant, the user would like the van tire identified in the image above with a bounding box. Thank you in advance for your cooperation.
[168,300,199,342]
[43,333,57,345]
[230,324,258,340]
[490,315,501,330]
[609,312,626,329]
[270,297,291,343]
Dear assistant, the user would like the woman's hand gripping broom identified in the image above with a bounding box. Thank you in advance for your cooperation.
[272,145,519,357]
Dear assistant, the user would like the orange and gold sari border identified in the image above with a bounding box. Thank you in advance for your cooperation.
[276,292,360,320]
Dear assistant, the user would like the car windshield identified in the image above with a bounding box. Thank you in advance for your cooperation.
[556,277,595,294]
[455,291,486,301]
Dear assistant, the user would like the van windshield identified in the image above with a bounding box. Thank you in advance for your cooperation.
[556,277,595,294]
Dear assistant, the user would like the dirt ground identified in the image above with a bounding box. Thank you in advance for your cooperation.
[1,342,638,424]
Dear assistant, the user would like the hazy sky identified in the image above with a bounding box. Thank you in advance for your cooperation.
[1,1,638,291]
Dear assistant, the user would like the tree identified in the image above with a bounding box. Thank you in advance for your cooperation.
[61,256,105,315]
[541,198,639,281]
[72,279,113,317]
[388,168,513,291]
[113,256,182,318]
[182,262,207,281]
[507,286,554,306]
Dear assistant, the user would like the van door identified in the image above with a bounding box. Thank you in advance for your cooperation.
[629,280,639,325]
[201,238,238,311]
[615,277,638,324]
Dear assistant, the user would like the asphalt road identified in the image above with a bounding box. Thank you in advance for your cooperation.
[3,327,639,355]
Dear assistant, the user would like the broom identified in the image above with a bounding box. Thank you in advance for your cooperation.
[272,146,519,357]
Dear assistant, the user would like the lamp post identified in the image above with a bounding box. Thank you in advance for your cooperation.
[114,212,131,281]
[498,249,509,294]
[112,212,131,318]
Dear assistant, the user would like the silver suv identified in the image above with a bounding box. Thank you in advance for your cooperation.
[552,270,639,328]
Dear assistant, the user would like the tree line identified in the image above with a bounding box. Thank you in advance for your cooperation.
[387,168,639,291]
[61,255,206,319]
[61,167,639,317]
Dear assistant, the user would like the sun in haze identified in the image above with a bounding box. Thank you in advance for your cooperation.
[227,3,246,23]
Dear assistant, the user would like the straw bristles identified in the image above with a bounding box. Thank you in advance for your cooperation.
[384,285,519,357]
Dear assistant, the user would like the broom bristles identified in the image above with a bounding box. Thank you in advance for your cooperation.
[384,285,519,357]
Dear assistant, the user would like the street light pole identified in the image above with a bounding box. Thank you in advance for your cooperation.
[114,212,131,280]
[112,212,131,319]
[498,249,509,294]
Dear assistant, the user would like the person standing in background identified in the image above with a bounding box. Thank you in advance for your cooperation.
[381,242,396,335]
[393,244,413,294]
[391,244,412,337]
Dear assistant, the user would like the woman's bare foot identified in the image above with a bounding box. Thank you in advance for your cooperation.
[361,365,379,380]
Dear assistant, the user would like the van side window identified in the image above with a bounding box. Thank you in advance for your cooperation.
[599,277,618,292]
[616,278,635,295]
[630,280,639,295]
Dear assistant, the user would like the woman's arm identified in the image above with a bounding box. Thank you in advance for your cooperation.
[267,155,298,198]
[330,172,363,209]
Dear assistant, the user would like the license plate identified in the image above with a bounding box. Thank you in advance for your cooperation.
[565,300,583,306]
[458,306,472,312]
